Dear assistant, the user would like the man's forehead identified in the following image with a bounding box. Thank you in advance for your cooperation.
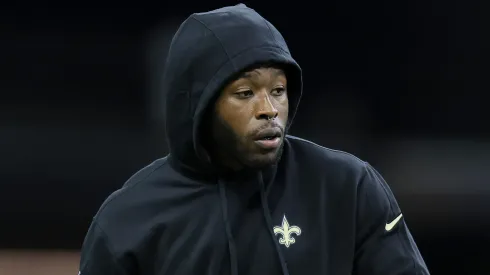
[239,66,285,79]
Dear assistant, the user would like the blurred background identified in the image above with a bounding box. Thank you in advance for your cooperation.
[1,1,489,274]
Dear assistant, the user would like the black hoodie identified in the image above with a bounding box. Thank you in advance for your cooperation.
[79,4,429,275]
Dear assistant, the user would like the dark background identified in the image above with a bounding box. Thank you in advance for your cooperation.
[2,1,489,273]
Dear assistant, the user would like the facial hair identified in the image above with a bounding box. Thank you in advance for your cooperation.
[209,112,285,171]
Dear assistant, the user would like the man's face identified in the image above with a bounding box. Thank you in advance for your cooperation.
[209,66,289,170]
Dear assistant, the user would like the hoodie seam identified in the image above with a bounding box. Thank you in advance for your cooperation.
[286,135,366,166]
[97,159,168,216]
[190,16,237,71]
[262,19,279,45]
[364,163,418,273]
[89,221,129,274]
[190,15,291,82]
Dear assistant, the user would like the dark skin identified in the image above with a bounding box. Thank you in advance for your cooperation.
[206,66,289,171]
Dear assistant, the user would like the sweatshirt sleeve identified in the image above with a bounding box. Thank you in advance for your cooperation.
[353,162,430,275]
[79,220,129,275]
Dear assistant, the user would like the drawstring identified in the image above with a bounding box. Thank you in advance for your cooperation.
[219,181,239,275]
[258,172,290,275]
[218,173,290,275]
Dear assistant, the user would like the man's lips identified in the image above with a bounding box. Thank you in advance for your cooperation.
[253,127,282,140]
[253,127,283,150]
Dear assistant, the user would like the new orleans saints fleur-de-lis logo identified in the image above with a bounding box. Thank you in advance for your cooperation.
[273,215,301,248]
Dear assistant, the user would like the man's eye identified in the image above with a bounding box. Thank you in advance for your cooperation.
[271,87,286,96]
[236,90,254,98]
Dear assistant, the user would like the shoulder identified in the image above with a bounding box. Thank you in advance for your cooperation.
[98,157,169,215]
[285,135,368,176]
[89,157,170,250]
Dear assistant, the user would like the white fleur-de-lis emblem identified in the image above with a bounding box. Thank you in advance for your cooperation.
[273,215,301,248]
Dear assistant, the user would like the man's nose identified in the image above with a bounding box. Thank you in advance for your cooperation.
[255,93,278,120]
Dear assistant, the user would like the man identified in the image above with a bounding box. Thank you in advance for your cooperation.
[79,4,429,275]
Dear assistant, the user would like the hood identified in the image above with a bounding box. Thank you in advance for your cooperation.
[163,4,303,175]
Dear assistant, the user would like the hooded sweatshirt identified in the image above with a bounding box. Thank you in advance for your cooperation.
[79,4,429,275]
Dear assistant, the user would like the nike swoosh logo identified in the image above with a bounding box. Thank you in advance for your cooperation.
[385,213,403,232]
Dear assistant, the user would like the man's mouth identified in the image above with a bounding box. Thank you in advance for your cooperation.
[254,128,282,141]
[254,128,282,149]
[258,135,278,140]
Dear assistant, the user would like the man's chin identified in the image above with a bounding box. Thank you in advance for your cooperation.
[244,147,283,169]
